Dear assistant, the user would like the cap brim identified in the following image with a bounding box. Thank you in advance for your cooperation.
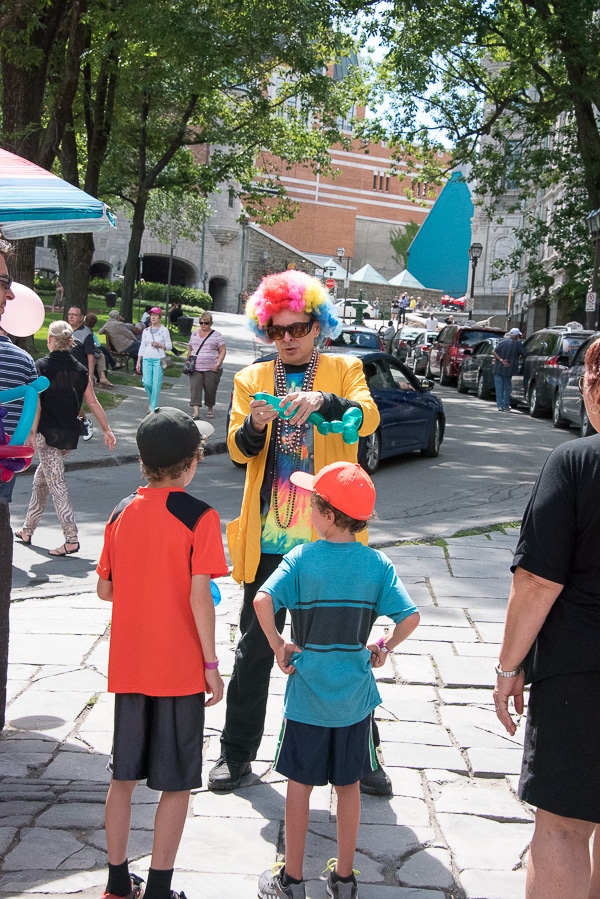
[195,421,215,439]
[290,470,317,492]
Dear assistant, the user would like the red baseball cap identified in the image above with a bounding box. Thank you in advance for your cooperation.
[290,461,375,520]
[150,306,162,314]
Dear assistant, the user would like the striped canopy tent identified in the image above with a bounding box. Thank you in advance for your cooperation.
[0,148,116,240]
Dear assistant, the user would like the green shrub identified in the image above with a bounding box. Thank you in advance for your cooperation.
[136,282,211,310]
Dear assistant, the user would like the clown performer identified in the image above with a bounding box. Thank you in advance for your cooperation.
[208,270,391,795]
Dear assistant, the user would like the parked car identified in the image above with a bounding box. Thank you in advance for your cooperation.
[427,324,505,384]
[325,325,384,351]
[511,325,596,417]
[410,332,439,375]
[552,332,600,435]
[456,337,502,399]
[324,347,445,473]
[334,298,377,320]
[390,326,426,362]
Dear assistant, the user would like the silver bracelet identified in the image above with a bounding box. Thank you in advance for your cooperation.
[495,663,523,678]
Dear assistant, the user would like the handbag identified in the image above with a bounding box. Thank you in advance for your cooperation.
[183,330,213,375]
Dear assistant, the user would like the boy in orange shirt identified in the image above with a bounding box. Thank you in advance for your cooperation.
[96,407,228,899]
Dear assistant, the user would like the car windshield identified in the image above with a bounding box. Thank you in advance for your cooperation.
[330,330,381,349]
[459,330,499,347]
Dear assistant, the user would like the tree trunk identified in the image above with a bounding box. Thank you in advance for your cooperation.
[121,197,148,321]
[0,502,13,730]
[63,233,95,313]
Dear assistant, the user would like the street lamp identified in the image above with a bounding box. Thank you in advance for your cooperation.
[586,209,600,329]
[467,242,483,321]
[337,247,351,320]
[202,270,209,292]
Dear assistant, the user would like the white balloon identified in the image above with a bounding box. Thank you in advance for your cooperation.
[0,282,45,337]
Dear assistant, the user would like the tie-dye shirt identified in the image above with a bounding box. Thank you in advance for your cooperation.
[261,371,315,555]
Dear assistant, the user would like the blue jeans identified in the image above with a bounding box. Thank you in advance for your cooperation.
[141,357,164,411]
[494,374,512,410]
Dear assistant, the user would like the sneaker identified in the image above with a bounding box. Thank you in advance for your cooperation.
[101,873,145,899]
[258,864,305,899]
[83,419,94,441]
[322,860,359,899]
[359,762,392,796]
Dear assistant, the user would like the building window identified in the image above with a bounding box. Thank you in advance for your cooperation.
[228,189,234,208]
[373,172,378,190]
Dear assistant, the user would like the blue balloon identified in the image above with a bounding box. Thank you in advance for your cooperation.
[2,377,50,446]
[210,580,221,606]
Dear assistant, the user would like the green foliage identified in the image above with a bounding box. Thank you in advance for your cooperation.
[377,0,600,300]
[389,221,420,267]
[136,282,211,310]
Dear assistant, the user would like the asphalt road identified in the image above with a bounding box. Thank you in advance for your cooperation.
[8,381,577,557]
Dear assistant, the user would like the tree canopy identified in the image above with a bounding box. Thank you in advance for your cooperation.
[377,0,600,305]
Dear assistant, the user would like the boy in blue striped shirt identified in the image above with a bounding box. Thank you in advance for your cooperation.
[254,462,419,899]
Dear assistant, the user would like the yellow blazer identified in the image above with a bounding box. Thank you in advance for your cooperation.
[226,353,380,584]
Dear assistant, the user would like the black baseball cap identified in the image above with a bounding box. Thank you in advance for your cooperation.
[136,406,201,469]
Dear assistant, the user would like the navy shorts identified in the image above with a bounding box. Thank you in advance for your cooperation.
[111,693,205,792]
[273,715,375,787]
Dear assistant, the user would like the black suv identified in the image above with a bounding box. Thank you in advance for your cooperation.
[511,327,595,417]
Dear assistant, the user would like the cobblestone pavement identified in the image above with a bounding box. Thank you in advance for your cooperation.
[2,528,532,899]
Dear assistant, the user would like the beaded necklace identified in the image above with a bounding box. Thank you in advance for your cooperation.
[272,350,320,529]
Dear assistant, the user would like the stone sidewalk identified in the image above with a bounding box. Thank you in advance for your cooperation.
[1,527,533,899]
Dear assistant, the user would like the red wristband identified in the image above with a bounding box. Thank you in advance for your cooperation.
[204,658,219,670]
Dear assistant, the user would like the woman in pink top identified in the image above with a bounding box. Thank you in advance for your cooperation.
[186,312,226,419]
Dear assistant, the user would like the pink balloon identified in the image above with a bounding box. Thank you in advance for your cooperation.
[0,282,45,337]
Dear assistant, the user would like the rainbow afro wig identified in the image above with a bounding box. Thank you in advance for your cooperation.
[246,270,341,342]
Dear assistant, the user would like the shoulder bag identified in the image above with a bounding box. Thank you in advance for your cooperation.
[183,330,213,375]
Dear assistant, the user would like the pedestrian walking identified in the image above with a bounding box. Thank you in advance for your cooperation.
[97,407,228,899]
[255,462,419,899]
[16,321,116,556]
[492,328,526,412]
[207,269,387,795]
[137,307,172,411]
[186,312,226,419]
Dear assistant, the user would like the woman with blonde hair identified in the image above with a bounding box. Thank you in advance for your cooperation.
[16,321,116,556]
[186,311,226,419]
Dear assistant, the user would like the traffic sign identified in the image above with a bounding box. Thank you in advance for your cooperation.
[465,296,474,310]
[586,291,597,312]
[325,278,335,289]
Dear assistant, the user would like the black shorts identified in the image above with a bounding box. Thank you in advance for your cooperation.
[111,693,205,792]
[273,715,375,787]
[519,671,600,822]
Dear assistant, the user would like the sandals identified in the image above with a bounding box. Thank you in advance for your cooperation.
[99,381,114,389]
[207,411,214,418]
[15,530,32,546]
[49,542,80,557]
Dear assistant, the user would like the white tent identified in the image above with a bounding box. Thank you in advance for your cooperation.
[350,263,389,284]
[388,269,426,289]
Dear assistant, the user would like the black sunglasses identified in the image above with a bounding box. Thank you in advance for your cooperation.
[578,377,586,395]
[0,275,13,290]
[266,320,314,341]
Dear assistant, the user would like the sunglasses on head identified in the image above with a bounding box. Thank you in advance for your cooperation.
[0,275,13,290]
[265,320,314,341]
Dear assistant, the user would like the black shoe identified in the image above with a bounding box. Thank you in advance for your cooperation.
[207,756,251,792]
[359,763,392,796]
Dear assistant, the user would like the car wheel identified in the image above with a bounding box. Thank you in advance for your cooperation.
[552,391,570,429]
[457,369,469,394]
[421,416,441,458]
[426,357,435,379]
[359,430,381,474]
[528,382,547,418]
[476,372,490,400]
[581,405,596,437]
[363,312,370,319]
[440,361,453,385]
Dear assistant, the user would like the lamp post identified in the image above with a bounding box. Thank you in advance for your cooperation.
[586,209,600,330]
[238,212,249,313]
[165,229,176,319]
[202,270,208,292]
[467,242,483,321]
[336,247,351,320]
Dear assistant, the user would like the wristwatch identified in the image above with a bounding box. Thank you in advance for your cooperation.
[495,663,523,678]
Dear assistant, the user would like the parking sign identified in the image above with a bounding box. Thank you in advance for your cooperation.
[586,291,597,312]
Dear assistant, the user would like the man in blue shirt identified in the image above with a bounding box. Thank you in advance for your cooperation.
[492,328,526,412]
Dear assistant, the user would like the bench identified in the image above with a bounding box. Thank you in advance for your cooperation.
[104,333,135,373]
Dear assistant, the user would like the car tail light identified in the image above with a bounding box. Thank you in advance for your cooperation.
[449,346,460,358]
[544,355,559,365]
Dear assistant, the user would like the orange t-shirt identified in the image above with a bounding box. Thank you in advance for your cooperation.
[97,487,229,696]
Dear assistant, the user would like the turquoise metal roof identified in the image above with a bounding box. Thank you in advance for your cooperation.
[407,172,473,296]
